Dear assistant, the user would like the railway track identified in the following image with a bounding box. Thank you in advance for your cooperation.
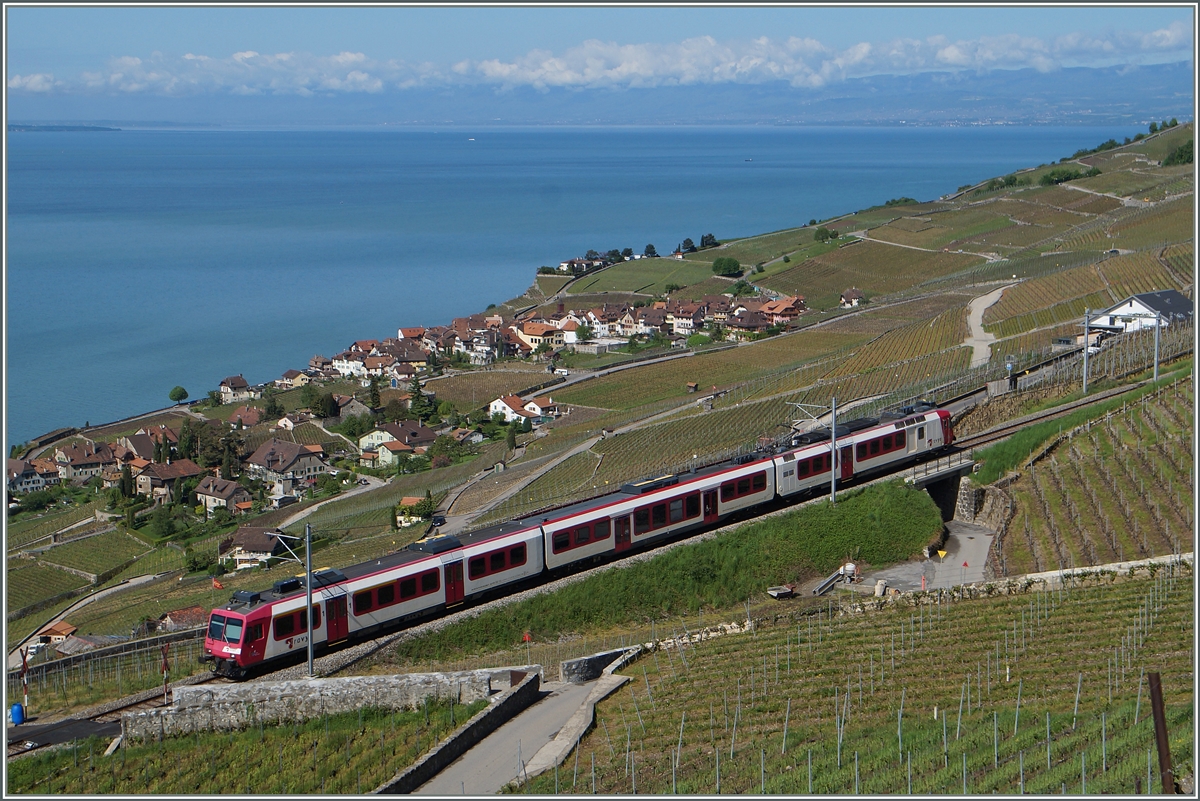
[952,380,1144,450]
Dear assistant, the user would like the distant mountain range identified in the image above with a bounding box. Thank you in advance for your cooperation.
[9,61,1193,128]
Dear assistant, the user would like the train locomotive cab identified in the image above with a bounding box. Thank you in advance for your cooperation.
[204,609,253,679]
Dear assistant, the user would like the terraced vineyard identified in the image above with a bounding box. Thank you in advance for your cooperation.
[37,530,152,577]
[7,562,90,611]
[6,501,103,552]
[1099,251,1189,298]
[527,567,1193,795]
[7,695,487,795]
[999,377,1194,576]
[824,307,968,379]
[425,366,551,409]
[1104,196,1195,250]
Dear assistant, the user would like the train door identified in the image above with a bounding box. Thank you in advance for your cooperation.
[907,425,919,454]
[703,490,719,524]
[444,560,465,605]
[840,446,854,481]
[326,596,348,643]
[614,515,632,553]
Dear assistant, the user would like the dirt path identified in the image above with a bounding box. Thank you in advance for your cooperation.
[965,284,1014,368]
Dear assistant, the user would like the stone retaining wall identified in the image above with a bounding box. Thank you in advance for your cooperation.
[123,669,501,743]
[558,648,630,684]
[374,671,542,794]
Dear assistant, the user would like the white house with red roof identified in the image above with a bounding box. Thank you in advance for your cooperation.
[489,394,537,424]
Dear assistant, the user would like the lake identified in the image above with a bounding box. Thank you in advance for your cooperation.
[5,124,1144,443]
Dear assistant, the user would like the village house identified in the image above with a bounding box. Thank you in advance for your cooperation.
[396,326,427,341]
[1087,290,1193,334]
[219,375,259,404]
[135,458,203,503]
[37,620,78,645]
[760,295,807,325]
[195,475,253,516]
[358,450,380,468]
[29,458,63,486]
[274,412,312,431]
[510,321,564,351]
[358,421,438,452]
[245,439,329,483]
[395,496,427,527]
[724,309,772,341]
[332,394,373,419]
[523,396,559,419]
[387,363,418,387]
[6,459,46,494]
[375,440,416,466]
[349,339,380,354]
[229,405,261,428]
[116,433,157,462]
[489,395,537,424]
[218,526,289,570]
[156,606,208,632]
[54,441,116,481]
[275,369,310,389]
[840,288,865,308]
[332,350,368,378]
[450,427,486,445]
[309,354,332,372]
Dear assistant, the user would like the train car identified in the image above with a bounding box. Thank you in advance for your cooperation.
[205,404,953,678]
[538,453,776,572]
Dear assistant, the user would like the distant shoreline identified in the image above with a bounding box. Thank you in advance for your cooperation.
[7,124,120,132]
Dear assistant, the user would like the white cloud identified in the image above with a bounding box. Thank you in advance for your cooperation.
[12,23,1193,96]
[7,73,57,92]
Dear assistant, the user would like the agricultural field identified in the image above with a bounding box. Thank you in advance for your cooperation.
[425,366,552,409]
[1072,169,1177,199]
[996,379,1194,577]
[1098,251,1188,298]
[1125,124,1194,162]
[552,330,867,411]
[1104,196,1195,250]
[7,696,488,795]
[568,259,716,295]
[1162,242,1194,285]
[84,411,193,444]
[535,273,573,296]
[982,264,1108,328]
[526,568,1192,795]
[7,500,103,552]
[687,226,818,270]
[984,199,1092,229]
[7,561,90,611]
[824,307,968,379]
[758,241,982,309]
[37,530,153,578]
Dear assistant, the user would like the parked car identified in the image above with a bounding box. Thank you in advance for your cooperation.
[431,514,446,527]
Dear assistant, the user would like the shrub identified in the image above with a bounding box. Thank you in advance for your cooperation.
[712,256,741,277]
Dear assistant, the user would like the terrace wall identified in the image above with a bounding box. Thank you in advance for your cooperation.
[122,668,525,742]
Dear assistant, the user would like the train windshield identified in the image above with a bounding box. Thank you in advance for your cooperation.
[207,614,244,644]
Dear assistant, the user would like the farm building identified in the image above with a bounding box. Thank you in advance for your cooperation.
[1086,290,1193,334]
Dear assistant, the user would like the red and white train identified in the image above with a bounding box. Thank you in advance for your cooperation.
[203,406,953,677]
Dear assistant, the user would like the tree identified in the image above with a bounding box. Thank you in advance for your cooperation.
[384,398,409,422]
[644,244,657,257]
[414,490,435,519]
[314,392,338,419]
[729,279,755,297]
[169,386,189,405]
[712,256,742,277]
[299,383,320,410]
[533,341,553,359]
[262,388,284,419]
[148,504,175,540]
[700,233,717,248]
[621,247,634,259]
[809,219,817,226]
[605,249,622,263]
[120,464,133,498]
[206,390,222,407]
[575,323,593,342]
[506,425,517,450]
[408,376,431,421]
[585,249,601,260]
[814,227,833,242]
[367,374,383,409]
[437,400,457,420]
[522,415,533,433]
[1149,121,1158,133]
[681,238,696,253]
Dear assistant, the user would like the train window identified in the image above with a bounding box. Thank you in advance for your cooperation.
[917,426,925,440]
[870,440,880,455]
[797,461,809,477]
[469,556,487,579]
[354,590,374,615]
[783,469,794,478]
[574,525,591,546]
[377,584,395,606]
[208,614,227,642]
[274,614,295,639]
[490,551,506,571]
[856,443,867,459]
[669,498,684,523]
[882,434,892,450]
[685,493,700,519]
[310,605,320,630]
[510,543,527,566]
[812,455,824,472]
[896,431,906,448]
[421,571,439,594]
[721,481,736,502]
[400,577,417,599]
[651,503,667,529]
[752,473,767,492]
[634,507,651,534]
[223,617,243,643]
[594,519,610,539]
[736,477,751,495]
[246,623,264,643]
[552,531,570,552]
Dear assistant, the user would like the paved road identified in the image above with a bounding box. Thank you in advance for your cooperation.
[414,680,595,795]
[861,520,995,593]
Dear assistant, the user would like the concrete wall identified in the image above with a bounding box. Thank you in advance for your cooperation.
[123,669,500,743]
[374,671,542,794]
[559,648,630,684]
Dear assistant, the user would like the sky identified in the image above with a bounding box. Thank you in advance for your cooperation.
[6,5,1195,103]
